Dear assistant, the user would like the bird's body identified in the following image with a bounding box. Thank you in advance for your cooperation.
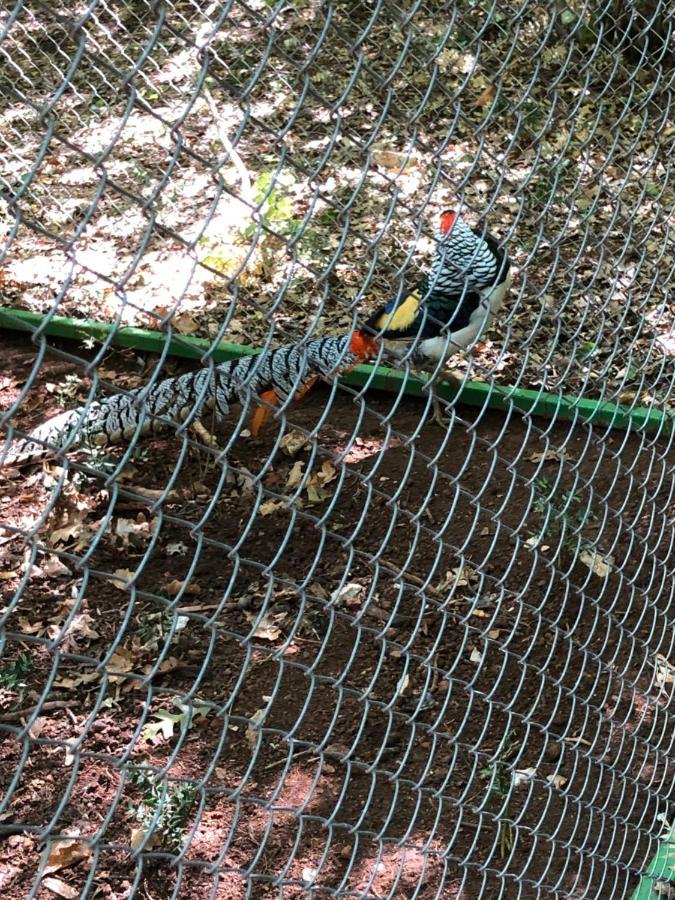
[2,332,377,465]
[366,212,511,363]
[2,209,510,463]
[363,210,511,421]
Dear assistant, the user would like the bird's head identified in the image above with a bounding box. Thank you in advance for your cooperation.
[435,208,476,249]
[439,209,457,235]
[349,330,379,362]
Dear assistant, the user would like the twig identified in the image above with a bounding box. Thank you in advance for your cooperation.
[202,84,253,203]
[263,747,315,772]
[190,420,220,450]
[379,558,440,596]
[0,700,80,722]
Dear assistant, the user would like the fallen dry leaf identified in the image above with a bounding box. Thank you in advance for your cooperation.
[40,555,72,577]
[48,521,88,546]
[372,148,418,171]
[259,499,285,516]
[579,550,613,578]
[246,612,281,641]
[330,582,363,607]
[547,773,568,789]
[526,448,565,463]
[41,876,79,899]
[173,310,199,335]
[44,838,91,874]
[245,707,266,751]
[130,827,157,851]
[165,578,201,596]
[513,766,537,788]
[475,82,496,107]
[279,430,309,456]
[105,646,137,679]
[28,717,47,740]
[286,460,305,490]
[395,673,410,698]
[114,516,154,548]
[304,460,338,504]
[106,569,137,589]
[166,541,189,556]
[54,672,100,690]
[655,654,675,686]
[436,565,476,591]
[49,613,99,652]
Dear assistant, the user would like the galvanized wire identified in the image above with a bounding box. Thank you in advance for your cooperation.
[1,1,674,898]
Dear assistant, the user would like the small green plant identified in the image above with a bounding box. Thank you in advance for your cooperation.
[479,732,519,858]
[240,170,301,240]
[198,236,238,274]
[135,610,172,648]
[531,476,597,553]
[575,340,596,362]
[0,653,33,690]
[127,766,197,850]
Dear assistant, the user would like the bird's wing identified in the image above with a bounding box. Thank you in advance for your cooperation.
[366,285,484,342]
[427,289,482,334]
[366,289,423,338]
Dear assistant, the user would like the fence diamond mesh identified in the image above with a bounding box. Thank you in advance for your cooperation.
[0,1,674,898]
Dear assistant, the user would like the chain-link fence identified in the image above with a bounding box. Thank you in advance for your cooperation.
[1,1,674,897]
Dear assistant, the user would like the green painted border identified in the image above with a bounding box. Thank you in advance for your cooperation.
[631,825,675,899]
[0,306,671,435]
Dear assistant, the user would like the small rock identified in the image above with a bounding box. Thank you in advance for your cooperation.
[545,741,562,762]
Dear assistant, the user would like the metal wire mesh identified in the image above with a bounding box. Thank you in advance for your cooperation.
[0,1,674,897]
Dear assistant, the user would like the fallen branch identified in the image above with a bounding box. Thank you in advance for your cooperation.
[0,700,81,722]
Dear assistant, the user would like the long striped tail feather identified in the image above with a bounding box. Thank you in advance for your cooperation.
[1,332,378,467]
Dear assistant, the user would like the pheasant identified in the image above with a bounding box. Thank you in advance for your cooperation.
[1,332,378,466]
[362,209,511,423]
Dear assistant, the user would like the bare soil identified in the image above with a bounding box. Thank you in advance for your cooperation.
[1,334,673,899]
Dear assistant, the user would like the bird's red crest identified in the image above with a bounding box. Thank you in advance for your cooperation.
[349,330,378,361]
[439,209,456,234]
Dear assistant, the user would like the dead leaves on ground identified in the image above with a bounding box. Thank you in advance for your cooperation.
[141,698,210,744]
[40,837,92,897]
[258,455,339,517]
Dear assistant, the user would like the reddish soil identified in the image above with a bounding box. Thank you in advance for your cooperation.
[0,333,673,899]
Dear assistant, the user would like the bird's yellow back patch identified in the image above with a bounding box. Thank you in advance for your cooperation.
[373,290,421,333]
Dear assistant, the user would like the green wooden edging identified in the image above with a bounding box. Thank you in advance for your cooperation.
[631,825,675,899]
[0,306,672,436]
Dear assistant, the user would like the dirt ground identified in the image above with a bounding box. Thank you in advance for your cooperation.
[1,333,673,899]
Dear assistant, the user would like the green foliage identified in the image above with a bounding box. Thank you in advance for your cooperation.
[479,731,520,858]
[241,170,301,240]
[0,653,33,690]
[531,476,597,552]
[576,340,596,361]
[135,610,173,649]
[127,766,197,850]
[55,373,82,408]
[141,698,210,743]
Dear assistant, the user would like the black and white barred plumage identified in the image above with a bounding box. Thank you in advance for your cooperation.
[1,335,363,465]
[429,212,507,298]
[364,211,512,365]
